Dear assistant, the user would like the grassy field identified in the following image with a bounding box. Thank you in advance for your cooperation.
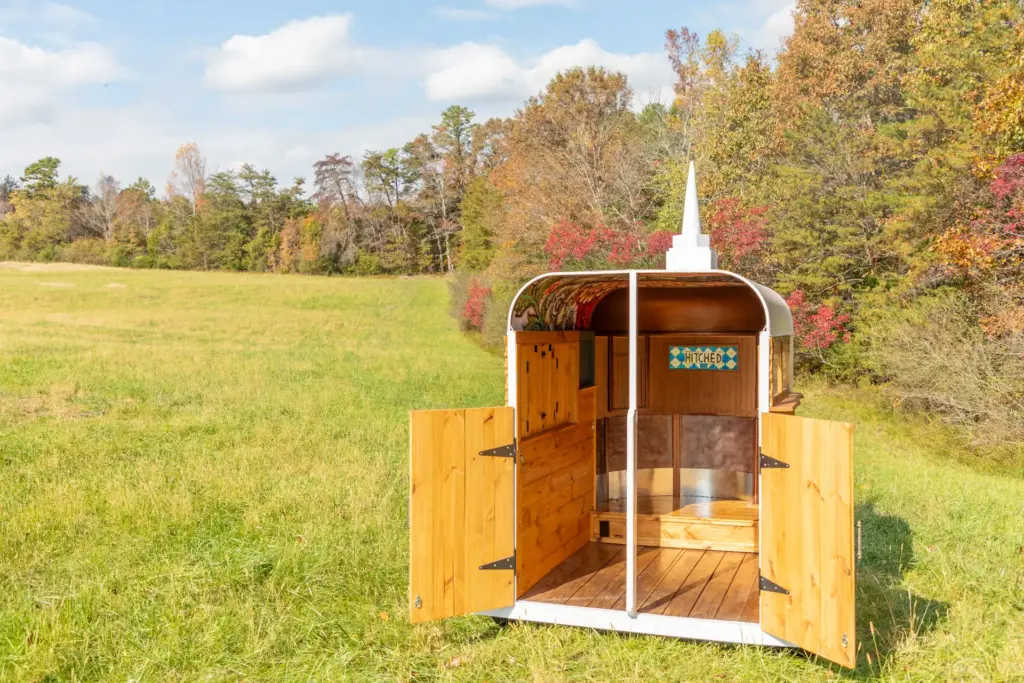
[0,263,1021,682]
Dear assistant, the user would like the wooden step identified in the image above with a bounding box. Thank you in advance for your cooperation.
[591,498,758,553]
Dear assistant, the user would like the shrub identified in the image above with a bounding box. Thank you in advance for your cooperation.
[55,238,109,265]
[449,272,492,332]
[861,290,1024,454]
[463,279,491,331]
[352,251,382,276]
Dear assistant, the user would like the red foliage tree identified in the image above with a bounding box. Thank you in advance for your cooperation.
[544,220,675,270]
[786,289,851,352]
[705,198,770,272]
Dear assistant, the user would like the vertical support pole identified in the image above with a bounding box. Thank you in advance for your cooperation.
[625,271,638,617]
[506,331,518,409]
[506,329,518,598]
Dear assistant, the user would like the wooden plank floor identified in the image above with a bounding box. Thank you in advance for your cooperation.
[522,542,759,622]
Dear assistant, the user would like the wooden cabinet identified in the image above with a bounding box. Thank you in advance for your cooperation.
[517,339,578,438]
[609,335,647,412]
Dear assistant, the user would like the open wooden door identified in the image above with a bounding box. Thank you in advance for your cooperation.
[409,407,515,623]
[760,413,856,668]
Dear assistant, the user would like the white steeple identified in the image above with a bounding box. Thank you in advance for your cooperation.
[665,161,718,271]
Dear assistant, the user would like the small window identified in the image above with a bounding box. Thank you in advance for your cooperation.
[579,332,595,389]
[771,336,792,400]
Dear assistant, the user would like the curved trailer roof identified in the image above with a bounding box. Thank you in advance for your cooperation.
[507,269,793,337]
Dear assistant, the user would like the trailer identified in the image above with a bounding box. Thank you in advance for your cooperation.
[408,164,856,669]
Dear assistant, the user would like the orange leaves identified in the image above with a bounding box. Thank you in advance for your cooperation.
[168,143,207,216]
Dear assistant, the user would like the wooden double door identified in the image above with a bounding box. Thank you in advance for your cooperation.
[408,407,856,669]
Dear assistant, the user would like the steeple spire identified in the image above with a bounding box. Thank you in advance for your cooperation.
[665,161,718,271]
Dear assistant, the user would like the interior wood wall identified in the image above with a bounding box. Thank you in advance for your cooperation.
[589,286,766,334]
[647,334,758,417]
[516,387,596,596]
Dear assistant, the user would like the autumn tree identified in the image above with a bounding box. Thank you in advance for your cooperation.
[653,29,780,235]
[168,143,207,216]
[488,67,657,282]
[82,174,121,242]
[312,153,360,272]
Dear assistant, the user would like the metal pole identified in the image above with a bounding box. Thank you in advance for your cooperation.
[626,271,638,617]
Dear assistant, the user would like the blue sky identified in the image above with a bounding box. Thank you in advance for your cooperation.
[0,0,795,194]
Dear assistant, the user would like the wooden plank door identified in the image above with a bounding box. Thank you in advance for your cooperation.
[409,407,515,623]
[760,413,856,668]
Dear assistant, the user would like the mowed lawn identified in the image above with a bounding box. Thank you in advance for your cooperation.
[0,263,1021,682]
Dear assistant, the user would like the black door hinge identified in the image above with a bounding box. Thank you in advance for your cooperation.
[759,573,790,595]
[480,440,516,459]
[759,452,790,469]
[480,552,515,571]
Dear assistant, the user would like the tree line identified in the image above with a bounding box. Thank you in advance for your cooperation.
[1,0,1022,456]
[0,104,493,276]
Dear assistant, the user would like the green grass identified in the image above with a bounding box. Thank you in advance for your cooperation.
[0,263,1021,681]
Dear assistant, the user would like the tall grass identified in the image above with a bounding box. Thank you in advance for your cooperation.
[0,264,1021,681]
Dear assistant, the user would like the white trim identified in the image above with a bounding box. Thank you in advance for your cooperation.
[479,601,794,648]
[757,330,771,421]
[506,331,519,600]
[625,272,639,617]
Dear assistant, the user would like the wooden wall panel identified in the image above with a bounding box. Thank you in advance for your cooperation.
[610,336,647,412]
[592,514,758,553]
[517,416,595,596]
[590,286,766,333]
[647,334,758,417]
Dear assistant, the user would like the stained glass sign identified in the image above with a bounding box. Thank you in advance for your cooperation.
[669,346,739,371]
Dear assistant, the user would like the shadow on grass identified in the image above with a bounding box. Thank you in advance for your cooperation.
[846,502,949,678]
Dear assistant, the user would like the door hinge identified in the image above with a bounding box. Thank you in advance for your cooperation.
[759,452,790,469]
[480,552,515,571]
[480,440,516,459]
[759,573,790,595]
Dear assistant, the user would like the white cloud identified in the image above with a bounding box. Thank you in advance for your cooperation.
[204,14,670,108]
[484,0,576,8]
[433,6,499,21]
[0,36,124,124]
[0,95,436,197]
[205,14,369,92]
[747,2,795,52]
[425,39,673,108]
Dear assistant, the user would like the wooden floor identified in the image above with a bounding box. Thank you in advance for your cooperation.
[522,542,760,622]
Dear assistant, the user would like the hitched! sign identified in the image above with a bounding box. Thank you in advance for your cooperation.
[669,346,739,371]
